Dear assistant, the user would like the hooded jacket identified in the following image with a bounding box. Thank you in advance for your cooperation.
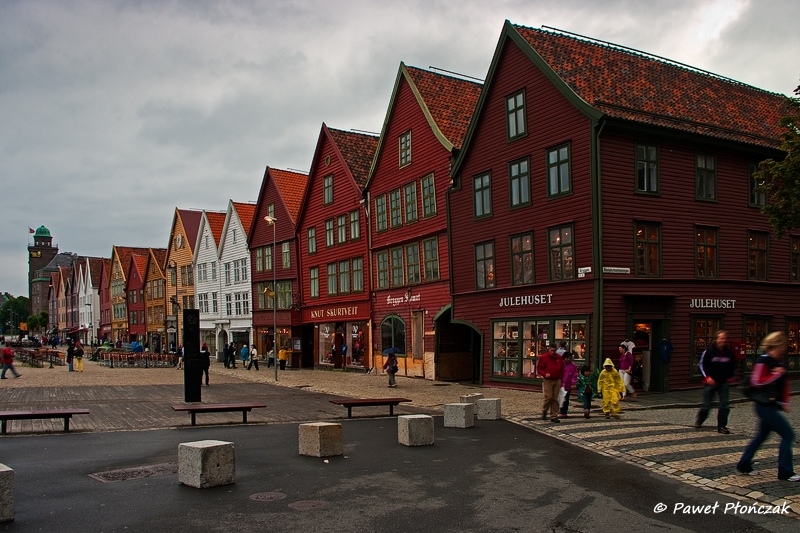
[597,358,625,395]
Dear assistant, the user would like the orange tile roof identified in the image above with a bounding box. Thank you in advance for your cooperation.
[405,66,482,149]
[205,212,226,246]
[131,253,148,278]
[114,247,151,279]
[328,128,379,189]
[232,202,257,238]
[513,24,787,149]
[270,168,309,222]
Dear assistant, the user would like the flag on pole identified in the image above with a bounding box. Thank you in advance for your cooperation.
[29,227,35,233]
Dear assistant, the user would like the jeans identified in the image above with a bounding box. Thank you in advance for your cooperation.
[695,382,730,427]
[1,363,20,378]
[582,389,593,411]
[737,403,796,479]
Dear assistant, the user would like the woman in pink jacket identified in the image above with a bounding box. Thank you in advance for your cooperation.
[559,352,578,418]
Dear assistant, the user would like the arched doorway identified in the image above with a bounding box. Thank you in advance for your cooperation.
[434,306,481,382]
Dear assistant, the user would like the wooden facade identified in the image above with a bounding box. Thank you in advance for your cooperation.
[164,208,202,351]
[448,22,791,392]
[99,258,111,342]
[194,210,226,358]
[109,246,150,343]
[143,248,167,353]
[125,253,147,342]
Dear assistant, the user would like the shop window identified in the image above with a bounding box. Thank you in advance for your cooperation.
[492,321,520,378]
[749,162,765,207]
[547,144,571,197]
[349,210,360,240]
[744,317,770,373]
[376,251,389,289]
[695,226,718,278]
[337,215,347,244]
[391,247,404,287]
[509,157,530,207]
[421,174,436,217]
[309,267,319,298]
[787,318,800,373]
[404,182,418,223]
[325,219,334,247]
[506,90,526,140]
[555,319,587,362]
[696,153,716,201]
[352,257,364,292]
[548,225,574,281]
[511,233,533,285]
[521,320,550,378]
[792,237,800,282]
[635,222,661,277]
[691,317,721,379]
[399,130,411,167]
[381,316,406,354]
[423,238,439,281]
[636,144,659,194]
[323,175,333,205]
[748,231,768,280]
[326,264,337,295]
[473,173,491,219]
[475,241,495,290]
[307,227,316,254]
[406,243,420,284]
[375,195,388,232]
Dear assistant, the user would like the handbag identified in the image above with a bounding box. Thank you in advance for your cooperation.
[557,387,567,407]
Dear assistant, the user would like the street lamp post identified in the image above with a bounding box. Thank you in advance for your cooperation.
[264,216,278,382]
[167,260,178,358]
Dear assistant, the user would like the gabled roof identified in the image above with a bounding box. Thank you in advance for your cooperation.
[511,23,787,150]
[327,127,379,189]
[42,252,78,272]
[128,253,148,283]
[232,202,257,239]
[89,257,105,289]
[206,211,226,246]
[177,209,203,254]
[271,168,309,223]
[112,246,150,281]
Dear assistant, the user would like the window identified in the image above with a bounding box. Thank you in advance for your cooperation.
[352,257,364,292]
[475,241,495,290]
[211,292,217,313]
[239,260,247,281]
[690,226,717,278]
[197,263,207,282]
[267,203,274,219]
[421,174,436,217]
[327,264,337,295]
[696,153,717,200]
[264,246,273,271]
[375,195,388,232]
[636,144,658,194]
[198,293,209,313]
[404,183,418,223]
[211,262,216,281]
[749,162,765,207]
[325,219,334,247]
[323,175,333,205]
[406,243,420,284]
[399,130,411,167]
[310,267,319,298]
[792,237,800,282]
[511,233,533,285]
[128,290,137,304]
[745,317,770,362]
[234,293,242,315]
[225,294,232,316]
[308,227,316,254]
[129,310,137,325]
[256,248,264,272]
[224,263,231,285]
[258,282,273,309]
[691,317,721,378]
[748,231,768,280]
[787,320,800,369]
[391,248,404,287]
[390,189,402,228]
[282,242,290,269]
[180,265,194,286]
[349,211,360,240]
[423,238,439,281]
[276,281,292,309]
[548,225,574,281]
[635,222,661,277]
[339,260,350,294]
[506,91,526,140]
[509,158,530,207]
[381,316,406,353]
[377,251,389,289]
[232,260,241,283]
[547,144,571,197]
[337,215,347,244]
[242,292,250,315]
[473,173,491,218]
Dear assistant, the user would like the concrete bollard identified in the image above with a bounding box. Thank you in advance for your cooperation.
[178,440,235,488]
[476,398,502,420]
[299,422,343,457]
[444,403,475,428]
[398,415,434,446]
[0,464,13,523]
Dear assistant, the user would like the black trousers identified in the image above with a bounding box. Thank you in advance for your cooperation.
[247,360,259,370]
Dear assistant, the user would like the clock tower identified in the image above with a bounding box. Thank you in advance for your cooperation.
[28,225,59,317]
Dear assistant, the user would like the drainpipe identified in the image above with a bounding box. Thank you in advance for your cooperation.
[591,118,606,371]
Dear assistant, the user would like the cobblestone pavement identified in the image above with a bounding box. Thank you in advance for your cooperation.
[3,354,800,518]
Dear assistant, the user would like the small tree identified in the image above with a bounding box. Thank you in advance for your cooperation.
[755,82,800,238]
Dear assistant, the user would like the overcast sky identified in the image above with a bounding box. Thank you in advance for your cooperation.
[1,0,798,300]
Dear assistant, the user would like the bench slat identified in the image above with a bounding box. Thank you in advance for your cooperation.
[171,403,266,426]
[0,409,90,434]
[329,398,412,418]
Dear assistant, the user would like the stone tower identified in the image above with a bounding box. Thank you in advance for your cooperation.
[28,225,59,316]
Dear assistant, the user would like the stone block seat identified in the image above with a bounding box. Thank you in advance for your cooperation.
[178,440,235,489]
[444,403,475,428]
[398,414,434,446]
[0,464,13,523]
[476,398,502,420]
[299,422,343,457]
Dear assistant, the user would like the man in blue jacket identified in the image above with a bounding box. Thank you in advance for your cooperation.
[694,330,737,434]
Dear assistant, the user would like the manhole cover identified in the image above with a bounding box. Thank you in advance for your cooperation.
[89,463,178,483]
[250,492,287,502]
[288,500,328,511]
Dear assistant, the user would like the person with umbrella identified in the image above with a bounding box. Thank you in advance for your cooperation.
[383,347,401,388]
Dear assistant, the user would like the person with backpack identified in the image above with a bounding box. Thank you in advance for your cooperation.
[693,330,737,434]
[736,332,799,482]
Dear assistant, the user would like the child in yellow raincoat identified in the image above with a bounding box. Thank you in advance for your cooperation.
[597,358,625,419]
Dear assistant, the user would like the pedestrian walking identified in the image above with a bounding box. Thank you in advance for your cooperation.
[736,332,800,481]
[1,346,21,379]
[559,352,578,418]
[240,343,250,368]
[175,345,184,369]
[74,341,85,372]
[576,365,593,418]
[223,342,231,368]
[597,358,625,419]
[693,330,736,434]
[383,352,398,387]
[537,342,564,423]
[247,345,259,370]
[229,343,237,368]
[66,342,75,372]
[618,344,637,400]
[200,342,211,385]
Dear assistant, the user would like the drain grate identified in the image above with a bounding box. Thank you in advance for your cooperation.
[250,492,287,502]
[288,500,327,511]
[89,462,178,483]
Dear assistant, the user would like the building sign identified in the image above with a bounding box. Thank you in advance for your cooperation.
[304,303,369,322]
[577,267,592,278]
[499,293,553,307]
[689,298,736,309]
[603,267,630,274]
[386,292,421,307]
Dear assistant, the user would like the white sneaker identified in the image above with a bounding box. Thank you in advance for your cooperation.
[785,474,800,482]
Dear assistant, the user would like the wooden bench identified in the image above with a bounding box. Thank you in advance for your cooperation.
[0,409,90,435]
[171,403,267,426]
[329,398,412,418]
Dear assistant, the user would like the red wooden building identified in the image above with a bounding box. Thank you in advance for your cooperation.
[99,258,112,342]
[125,253,148,343]
[296,124,378,369]
[448,22,792,391]
[365,63,482,380]
[249,167,309,364]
